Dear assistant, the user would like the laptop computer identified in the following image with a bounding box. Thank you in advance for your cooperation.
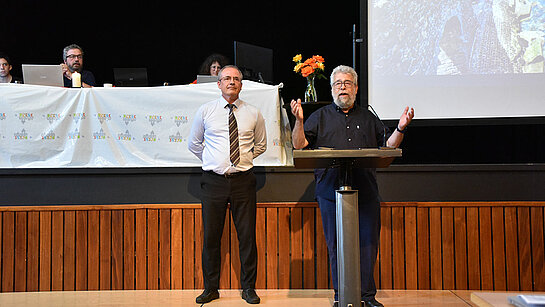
[22,64,64,86]
[196,75,218,83]
[113,68,148,87]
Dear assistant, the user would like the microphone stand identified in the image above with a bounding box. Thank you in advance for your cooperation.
[367,104,387,148]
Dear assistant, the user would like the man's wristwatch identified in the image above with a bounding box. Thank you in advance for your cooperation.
[396,126,406,134]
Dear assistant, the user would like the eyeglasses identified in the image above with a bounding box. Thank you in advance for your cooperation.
[66,54,83,60]
[220,76,241,83]
[332,80,355,89]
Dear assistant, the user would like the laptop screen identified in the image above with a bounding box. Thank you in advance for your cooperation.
[22,64,64,87]
[113,68,148,87]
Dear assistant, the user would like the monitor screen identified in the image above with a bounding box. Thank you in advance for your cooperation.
[234,41,273,83]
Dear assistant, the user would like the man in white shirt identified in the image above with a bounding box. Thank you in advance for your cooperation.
[188,65,266,304]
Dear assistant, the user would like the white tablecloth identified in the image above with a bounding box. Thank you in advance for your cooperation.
[0,81,292,168]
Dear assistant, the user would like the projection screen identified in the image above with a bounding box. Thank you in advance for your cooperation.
[368,0,545,120]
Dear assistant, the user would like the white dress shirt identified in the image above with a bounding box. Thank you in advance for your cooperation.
[188,96,267,175]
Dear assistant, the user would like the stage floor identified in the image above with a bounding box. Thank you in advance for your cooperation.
[0,289,526,306]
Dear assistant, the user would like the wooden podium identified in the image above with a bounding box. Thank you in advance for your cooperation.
[293,148,402,307]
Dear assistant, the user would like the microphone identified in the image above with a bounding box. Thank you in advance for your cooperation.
[367,104,387,148]
[258,72,265,83]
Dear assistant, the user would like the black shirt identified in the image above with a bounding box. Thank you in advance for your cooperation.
[303,102,391,201]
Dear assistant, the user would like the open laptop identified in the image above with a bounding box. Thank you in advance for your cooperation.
[113,68,148,87]
[196,75,218,83]
[22,64,64,86]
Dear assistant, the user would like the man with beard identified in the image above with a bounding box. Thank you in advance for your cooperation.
[60,44,95,87]
[290,65,413,307]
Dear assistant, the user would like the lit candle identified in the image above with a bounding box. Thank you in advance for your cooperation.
[72,71,81,88]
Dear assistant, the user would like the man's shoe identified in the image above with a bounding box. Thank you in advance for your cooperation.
[362,297,384,307]
[242,288,261,304]
[196,289,219,304]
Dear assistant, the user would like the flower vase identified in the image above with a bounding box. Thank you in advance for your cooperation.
[304,75,317,103]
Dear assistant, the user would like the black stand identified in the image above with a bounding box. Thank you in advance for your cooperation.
[293,148,401,307]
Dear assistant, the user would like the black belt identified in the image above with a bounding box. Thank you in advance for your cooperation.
[204,168,252,178]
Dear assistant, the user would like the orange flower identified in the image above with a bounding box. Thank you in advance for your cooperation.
[301,66,314,77]
[312,55,325,63]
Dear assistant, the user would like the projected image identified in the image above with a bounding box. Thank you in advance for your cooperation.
[372,0,545,75]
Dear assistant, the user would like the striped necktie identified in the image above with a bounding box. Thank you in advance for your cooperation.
[227,104,240,166]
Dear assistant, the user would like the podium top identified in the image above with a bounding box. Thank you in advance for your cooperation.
[293,148,402,169]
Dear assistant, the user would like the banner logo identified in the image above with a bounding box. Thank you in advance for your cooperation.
[45,113,62,124]
[71,112,86,124]
[97,113,112,124]
[0,113,6,121]
[173,115,188,127]
[143,131,157,142]
[41,130,56,140]
[14,129,29,140]
[118,130,133,141]
[122,114,137,125]
[168,131,184,143]
[147,115,163,126]
[17,113,34,124]
[93,128,107,140]
[68,129,81,140]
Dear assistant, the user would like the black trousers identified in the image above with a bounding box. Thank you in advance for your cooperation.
[200,169,258,290]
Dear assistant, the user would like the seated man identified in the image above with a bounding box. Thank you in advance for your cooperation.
[60,44,96,87]
[0,52,22,83]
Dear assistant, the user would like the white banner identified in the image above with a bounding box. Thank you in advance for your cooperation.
[0,82,292,168]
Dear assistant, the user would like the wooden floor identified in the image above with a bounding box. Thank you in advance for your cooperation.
[0,289,511,306]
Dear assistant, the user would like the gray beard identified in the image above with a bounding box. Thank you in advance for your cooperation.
[334,97,355,109]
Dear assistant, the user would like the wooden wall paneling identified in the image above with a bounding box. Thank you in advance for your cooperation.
[0,212,2,292]
[517,206,532,291]
[379,207,392,289]
[531,207,545,291]
[75,211,88,291]
[39,211,52,291]
[416,207,430,290]
[87,210,99,290]
[159,209,171,290]
[290,207,303,289]
[230,213,241,289]
[466,207,481,289]
[266,207,278,289]
[147,209,159,290]
[429,207,442,289]
[135,209,147,290]
[14,211,27,292]
[454,207,468,290]
[99,211,111,290]
[491,207,507,290]
[315,209,329,289]
[392,207,405,289]
[194,209,204,289]
[182,209,195,289]
[27,211,39,292]
[278,207,291,289]
[111,210,124,290]
[170,209,182,289]
[302,207,315,289]
[255,207,266,289]
[441,207,454,289]
[404,207,417,290]
[123,210,135,290]
[479,207,493,290]
[51,211,64,291]
[2,212,14,292]
[504,207,520,290]
[63,211,75,291]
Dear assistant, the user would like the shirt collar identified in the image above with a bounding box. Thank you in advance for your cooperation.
[334,102,357,114]
[220,96,241,109]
